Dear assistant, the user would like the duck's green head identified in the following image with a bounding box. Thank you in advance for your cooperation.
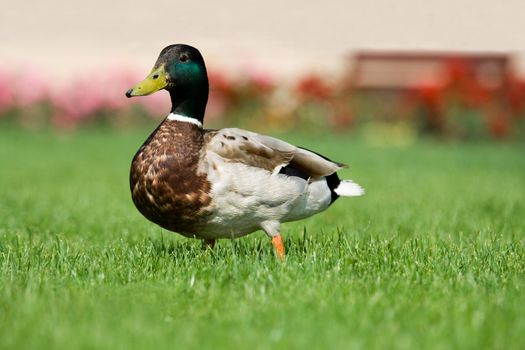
[126,44,209,121]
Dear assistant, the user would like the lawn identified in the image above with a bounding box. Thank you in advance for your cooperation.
[0,127,524,349]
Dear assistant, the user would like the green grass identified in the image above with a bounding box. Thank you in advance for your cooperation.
[0,127,524,350]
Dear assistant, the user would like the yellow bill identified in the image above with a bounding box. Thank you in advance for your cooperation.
[126,65,168,97]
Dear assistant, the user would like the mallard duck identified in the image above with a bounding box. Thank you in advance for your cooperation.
[125,44,363,259]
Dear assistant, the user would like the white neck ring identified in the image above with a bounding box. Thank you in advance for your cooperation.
[166,113,203,128]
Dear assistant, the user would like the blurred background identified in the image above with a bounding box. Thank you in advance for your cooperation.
[1,0,525,139]
[2,2,525,349]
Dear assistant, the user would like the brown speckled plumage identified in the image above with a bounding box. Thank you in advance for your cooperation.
[130,120,212,237]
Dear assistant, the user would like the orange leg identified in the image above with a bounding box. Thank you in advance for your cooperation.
[202,239,216,249]
[271,234,285,260]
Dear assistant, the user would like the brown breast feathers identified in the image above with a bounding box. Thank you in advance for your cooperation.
[129,121,212,237]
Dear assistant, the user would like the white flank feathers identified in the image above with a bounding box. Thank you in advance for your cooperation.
[334,180,365,197]
[167,113,203,128]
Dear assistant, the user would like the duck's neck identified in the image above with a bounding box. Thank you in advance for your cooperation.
[169,90,207,126]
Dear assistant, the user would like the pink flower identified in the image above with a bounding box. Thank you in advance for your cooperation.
[0,71,14,112]
[10,68,50,107]
[243,68,275,93]
[50,75,106,126]
[136,89,170,117]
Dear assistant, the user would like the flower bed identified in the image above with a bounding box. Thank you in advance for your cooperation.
[1,62,524,139]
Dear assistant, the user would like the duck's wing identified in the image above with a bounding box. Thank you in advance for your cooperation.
[204,128,345,178]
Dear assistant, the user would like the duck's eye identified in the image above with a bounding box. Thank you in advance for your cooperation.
[179,54,189,62]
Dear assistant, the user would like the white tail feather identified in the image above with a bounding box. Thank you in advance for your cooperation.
[334,180,364,197]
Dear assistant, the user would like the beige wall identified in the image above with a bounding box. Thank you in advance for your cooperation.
[1,0,524,80]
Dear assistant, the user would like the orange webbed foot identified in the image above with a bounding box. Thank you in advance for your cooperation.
[271,234,285,261]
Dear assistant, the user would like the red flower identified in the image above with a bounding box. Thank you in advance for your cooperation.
[488,113,511,138]
[507,75,525,115]
[445,58,470,85]
[295,74,333,102]
[411,84,444,109]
